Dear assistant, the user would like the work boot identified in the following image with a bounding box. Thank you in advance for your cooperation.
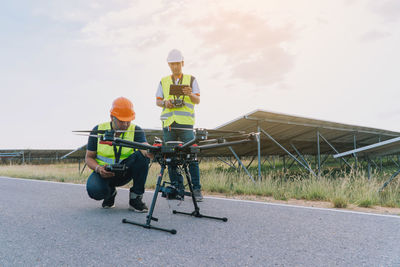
[129,195,148,213]
[193,189,203,202]
[102,188,117,208]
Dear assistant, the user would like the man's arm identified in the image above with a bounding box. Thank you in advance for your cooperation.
[134,126,154,159]
[85,150,115,178]
[182,87,200,104]
[156,82,174,108]
[183,77,200,104]
[139,144,154,160]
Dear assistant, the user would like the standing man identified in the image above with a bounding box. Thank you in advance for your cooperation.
[155,49,203,201]
[86,97,151,211]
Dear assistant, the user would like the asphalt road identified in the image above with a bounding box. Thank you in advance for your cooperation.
[1,176,399,267]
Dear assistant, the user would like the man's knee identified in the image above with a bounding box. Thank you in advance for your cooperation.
[87,185,107,200]
[86,173,108,200]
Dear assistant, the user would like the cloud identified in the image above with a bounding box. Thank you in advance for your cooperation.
[80,3,168,48]
[184,11,295,87]
[74,2,296,89]
[359,30,391,42]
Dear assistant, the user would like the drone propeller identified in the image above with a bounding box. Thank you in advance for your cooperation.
[74,133,104,139]
[73,128,162,135]
[73,130,119,134]
[162,127,245,134]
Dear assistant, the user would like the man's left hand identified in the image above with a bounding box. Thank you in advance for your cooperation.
[182,86,192,96]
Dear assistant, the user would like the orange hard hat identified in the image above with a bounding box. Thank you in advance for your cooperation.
[110,97,135,121]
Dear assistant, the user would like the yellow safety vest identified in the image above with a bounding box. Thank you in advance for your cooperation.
[96,122,136,165]
[160,74,195,127]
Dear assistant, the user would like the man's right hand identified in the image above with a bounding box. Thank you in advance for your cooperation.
[97,165,115,178]
[164,100,174,109]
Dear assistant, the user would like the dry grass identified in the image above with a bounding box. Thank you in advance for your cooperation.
[1,162,399,211]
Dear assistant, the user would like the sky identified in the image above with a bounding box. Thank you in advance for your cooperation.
[1,0,400,149]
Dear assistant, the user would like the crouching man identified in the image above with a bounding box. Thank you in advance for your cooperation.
[85,97,152,212]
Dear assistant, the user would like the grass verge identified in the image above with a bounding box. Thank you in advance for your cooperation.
[0,162,399,210]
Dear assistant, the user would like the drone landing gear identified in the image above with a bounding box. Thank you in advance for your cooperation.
[172,165,228,222]
[122,163,227,234]
[172,210,227,222]
[122,165,177,234]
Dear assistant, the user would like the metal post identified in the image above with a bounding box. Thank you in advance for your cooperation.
[283,155,286,171]
[379,135,382,171]
[257,125,261,180]
[367,156,371,180]
[317,131,321,176]
[353,134,358,170]
[273,156,275,169]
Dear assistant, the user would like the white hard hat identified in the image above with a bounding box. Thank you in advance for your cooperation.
[167,49,184,63]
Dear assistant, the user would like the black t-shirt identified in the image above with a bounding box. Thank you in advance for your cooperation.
[87,123,147,151]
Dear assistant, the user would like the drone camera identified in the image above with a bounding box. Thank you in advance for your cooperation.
[160,182,186,200]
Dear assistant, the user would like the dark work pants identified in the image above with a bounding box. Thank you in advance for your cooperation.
[86,150,149,201]
[163,127,201,190]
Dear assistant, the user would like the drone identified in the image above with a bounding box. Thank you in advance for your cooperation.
[76,128,257,234]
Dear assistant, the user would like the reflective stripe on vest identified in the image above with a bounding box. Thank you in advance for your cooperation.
[95,122,136,165]
[160,74,195,127]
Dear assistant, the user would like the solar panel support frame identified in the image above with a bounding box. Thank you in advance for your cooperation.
[228,146,255,183]
[259,128,317,177]
[353,134,358,169]
[216,157,237,170]
[318,132,352,169]
[290,143,316,176]
[317,131,321,176]
[379,168,400,192]
[257,125,261,180]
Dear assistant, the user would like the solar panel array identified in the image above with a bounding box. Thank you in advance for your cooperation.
[211,109,400,157]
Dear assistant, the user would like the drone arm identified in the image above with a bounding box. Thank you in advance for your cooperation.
[112,138,160,153]
[179,137,197,149]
